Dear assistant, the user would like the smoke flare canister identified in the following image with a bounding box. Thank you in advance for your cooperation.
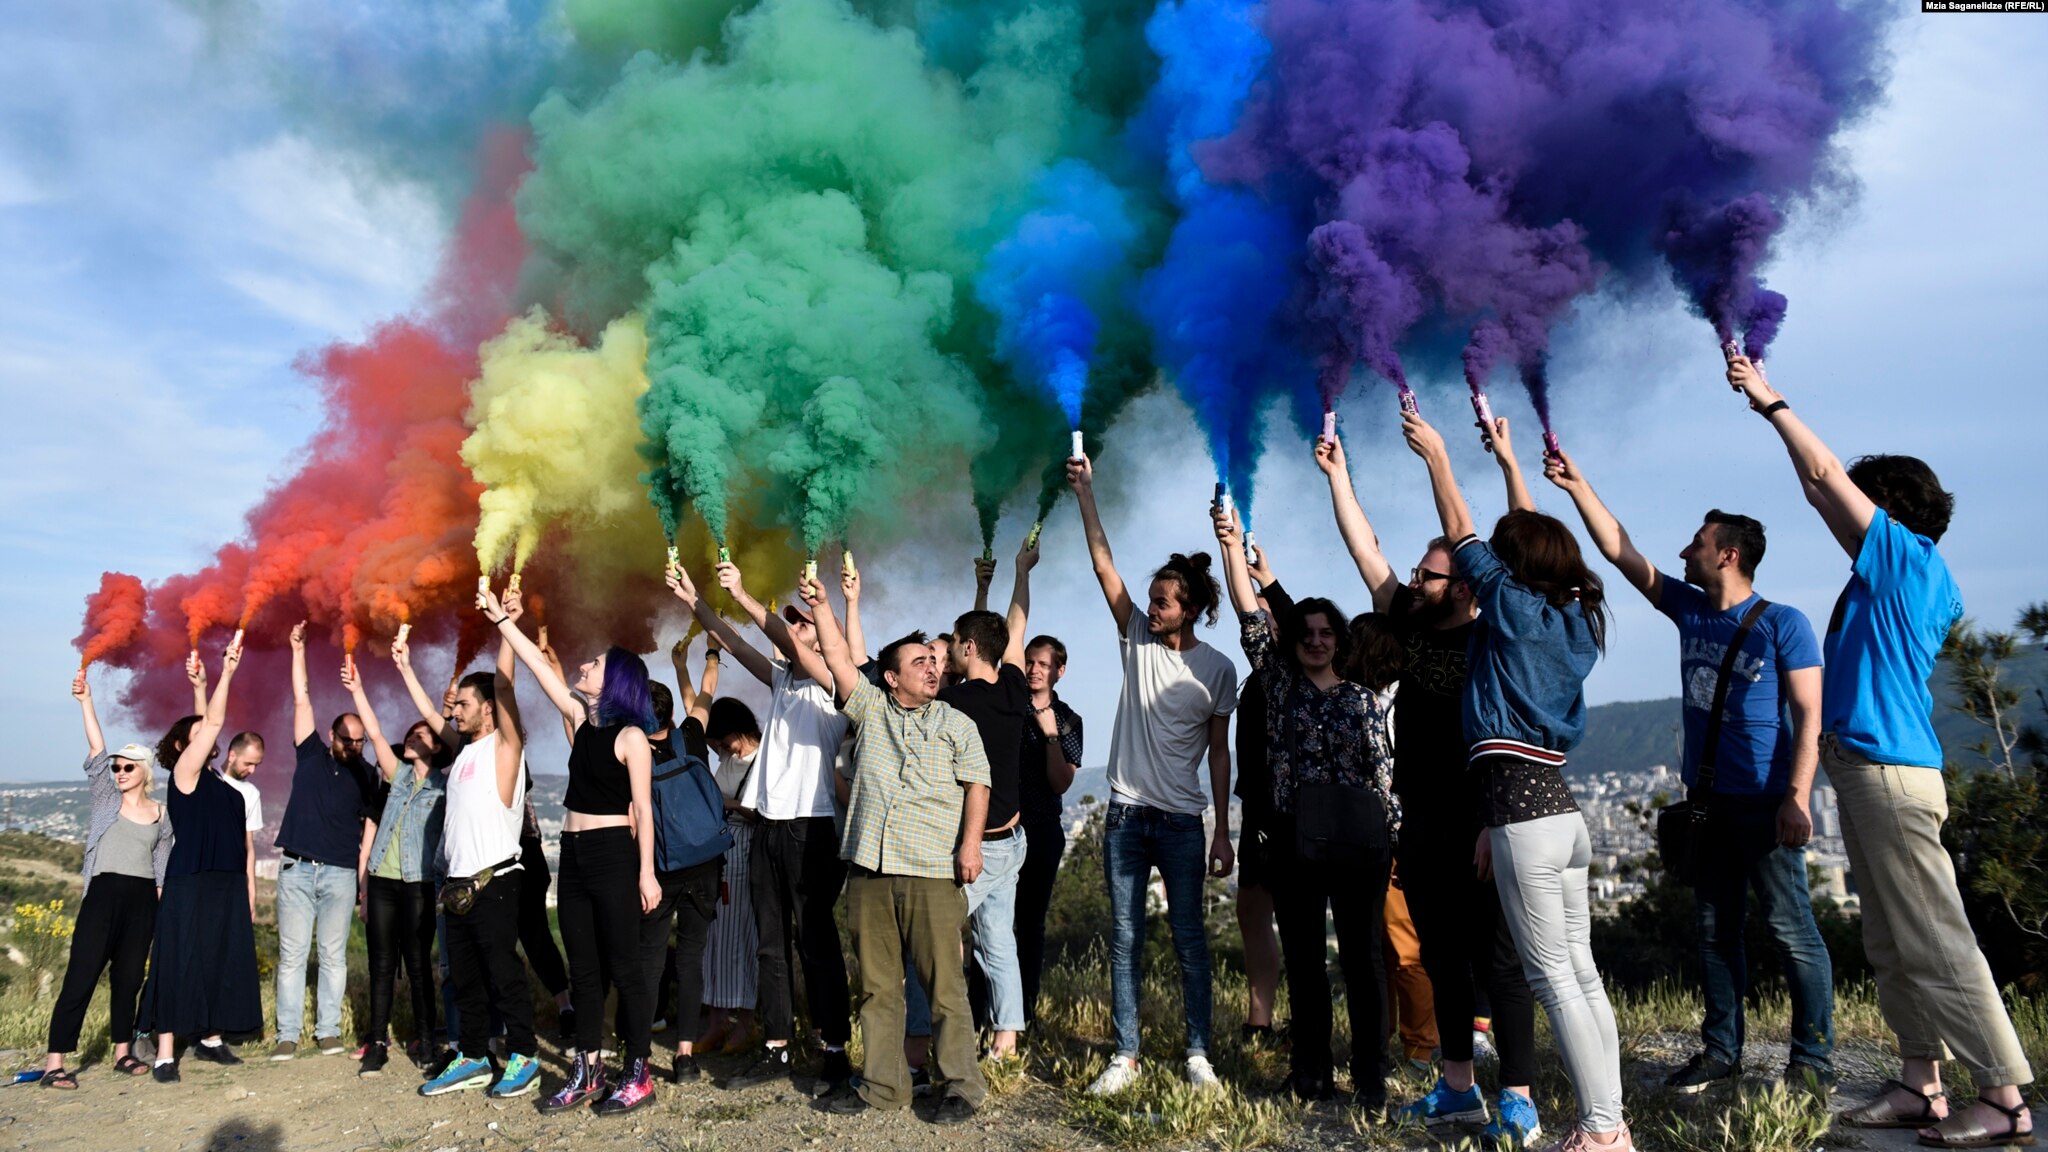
[716,546,730,565]
[1543,430,1562,458]
[1399,388,1420,417]
[1321,411,1337,443]
[1245,531,1261,567]
[477,576,489,596]
[395,623,411,646]
[230,628,244,649]
[981,545,994,564]
[1070,430,1085,461]
[1470,390,1495,430]
[1720,338,1742,361]
[538,625,548,650]
[804,558,818,583]
[842,550,857,579]
[665,545,679,570]
[1215,482,1234,518]
[508,573,521,593]
[1025,522,1043,550]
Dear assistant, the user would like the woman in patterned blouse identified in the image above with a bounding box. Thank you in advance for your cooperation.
[1213,501,1398,1109]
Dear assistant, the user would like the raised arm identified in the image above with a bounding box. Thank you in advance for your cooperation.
[800,574,861,708]
[1315,436,1400,612]
[1212,501,1261,616]
[1544,448,1661,604]
[185,651,208,717]
[73,671,106,757]
[1066,453,1134,632]
[1726,355,1875,557]
[1487,417,1537,513]
[841,563,868,665]
[342,659,402,784]
[389,638,452,742]
[1004,537,1037,670]
[483,586,586,728]
[535,624,575,746]
[290,621,315,745]
[175,637,243,794]
[669,561,775,686]
[973,554,996,614]
[724,559,832,683]
[482,593,525,807]
[1403,411,1476,544]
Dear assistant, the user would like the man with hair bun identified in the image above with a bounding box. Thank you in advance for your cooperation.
[1065,452,1239,1096]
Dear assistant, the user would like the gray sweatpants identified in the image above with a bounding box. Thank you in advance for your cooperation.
[1492,812,1624,1133]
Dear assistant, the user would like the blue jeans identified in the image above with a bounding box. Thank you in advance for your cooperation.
[1104,802,1211,1058]
[905,828,1030,1036]
[275,858,356,1042]
[1695,794,1835,1072]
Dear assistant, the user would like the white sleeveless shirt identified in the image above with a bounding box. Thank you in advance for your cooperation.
[442,731,527,879]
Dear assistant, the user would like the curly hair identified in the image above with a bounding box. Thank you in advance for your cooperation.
[1848,454,1954,542]
[1151,552,1222,627]
[156,715,202,771]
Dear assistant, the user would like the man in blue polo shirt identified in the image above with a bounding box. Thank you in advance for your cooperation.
[272,622,380,1060]
[1547,453,1833,1094]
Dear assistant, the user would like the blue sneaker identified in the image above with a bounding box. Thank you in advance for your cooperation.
[1395,1076,1488,1127]
[1482,1088,1542,1149]
[490,1053,541,1098]
[419,1052,493,1096]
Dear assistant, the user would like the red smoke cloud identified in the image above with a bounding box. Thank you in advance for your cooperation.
[76,572,149,669]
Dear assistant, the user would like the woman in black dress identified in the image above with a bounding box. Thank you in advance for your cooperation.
[141,637,262,1082]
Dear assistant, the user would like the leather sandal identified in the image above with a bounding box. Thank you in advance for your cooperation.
[42,1068,78,1090]
[113,1054,150,1076]
[1917,1095,2036,1149]
[1841,1079,1948,1129]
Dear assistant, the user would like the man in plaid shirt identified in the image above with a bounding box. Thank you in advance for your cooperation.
[796,573,991,1123]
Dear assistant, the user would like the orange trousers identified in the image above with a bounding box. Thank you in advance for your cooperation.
[1383,869,1439,1061]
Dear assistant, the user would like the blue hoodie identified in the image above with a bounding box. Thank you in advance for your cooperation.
[1455,536,1600,764]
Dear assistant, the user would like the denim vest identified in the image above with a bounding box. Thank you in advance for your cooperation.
[367,766,447,883]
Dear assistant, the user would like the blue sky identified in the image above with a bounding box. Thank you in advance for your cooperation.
[3,5,2045,781]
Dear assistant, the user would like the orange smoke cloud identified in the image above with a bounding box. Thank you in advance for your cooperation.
[76,573,149,669]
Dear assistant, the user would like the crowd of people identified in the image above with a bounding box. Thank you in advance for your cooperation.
[40,354,2035,1151]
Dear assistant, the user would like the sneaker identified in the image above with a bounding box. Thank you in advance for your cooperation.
[315,1035,346,1056]
[1396,1077,1489,1127]
[722,1044,792,1090]
[1541,1121,1633,1152]
[1406,1053,1435,1074]
[192,1041,242,1066]
[933,1094,977,1125]
[594,1058,655,1115]
[1086,1055,1141,1097]
[270,1040,299,1062]
[152,1061,180,1084]
[671,1053,702,1084]
[1485,1088,1543,1149]
[490,1053,541,1098]
[1185,1054,1223,1092]
[359,1042,389,1078]
[422,1047,459,1081]
[651,1017,670,1033]
[1663,1053,1738,1095]
[540,1056,608,1113]
[812,1049,854,1098]
[910,1065,933,1097]
[419,1053,494,1096]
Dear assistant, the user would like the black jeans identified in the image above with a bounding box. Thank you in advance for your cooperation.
[1270,811,1393,1088]
[1400,812,1537,1088]
[518,830,569,997]
[1014,810,1065,1027]
[444,870,535,1058]
[559,827,651,1060]
[639,859,723,1043]
[751,816,852,1045]
[365,875,437,1044]
[48,874,154,1053]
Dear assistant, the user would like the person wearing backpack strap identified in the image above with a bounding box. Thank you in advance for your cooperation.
[1547,449,1834,1097]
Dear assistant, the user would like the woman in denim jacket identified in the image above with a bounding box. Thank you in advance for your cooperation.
[346,660,450,1077]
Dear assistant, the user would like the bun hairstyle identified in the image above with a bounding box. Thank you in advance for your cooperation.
[1151,552,1223,627]
[1489,510,1609,653]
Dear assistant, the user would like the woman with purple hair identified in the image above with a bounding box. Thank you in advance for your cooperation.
[494,609,662,1117]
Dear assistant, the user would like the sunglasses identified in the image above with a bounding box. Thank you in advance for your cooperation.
[111,761,144,775]
[1410,567,1453,584]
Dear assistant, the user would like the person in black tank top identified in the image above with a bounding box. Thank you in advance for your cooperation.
[493,586,663,1117]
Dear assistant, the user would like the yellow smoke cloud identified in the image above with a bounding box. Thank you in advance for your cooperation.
[463,308,661,574]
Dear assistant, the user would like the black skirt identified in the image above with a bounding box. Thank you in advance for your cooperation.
[141,870,261,1038]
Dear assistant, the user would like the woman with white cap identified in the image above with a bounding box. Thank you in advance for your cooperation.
[41,671,175,1088]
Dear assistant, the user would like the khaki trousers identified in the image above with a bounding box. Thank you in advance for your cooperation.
[1826,738,2033,1086]
[846,868,987,1109]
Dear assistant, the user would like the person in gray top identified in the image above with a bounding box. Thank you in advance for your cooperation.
[42,671,174,1088]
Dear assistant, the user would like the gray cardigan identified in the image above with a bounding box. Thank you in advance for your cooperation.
[82,751,174,891]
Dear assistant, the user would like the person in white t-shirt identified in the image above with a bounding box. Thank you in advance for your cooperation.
[218,733,265,917]
[670,556,856,1095]
[1065,452,1240,1096]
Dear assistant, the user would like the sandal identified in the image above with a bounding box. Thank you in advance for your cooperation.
[114,1055,150,1076]
[1841,1078,1948,1129]
[42,1068,78,1090]
[1917,1095,2036,1149]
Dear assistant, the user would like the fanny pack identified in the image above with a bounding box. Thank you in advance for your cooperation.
[440,855,519,916]
[1658,599,1769,887]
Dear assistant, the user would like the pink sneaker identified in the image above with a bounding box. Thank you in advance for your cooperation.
[1542,1123,1633,1152]
[594,1058,655,1115]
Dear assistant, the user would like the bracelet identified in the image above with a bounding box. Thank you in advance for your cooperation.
[487,615,508,625]
[1760,399,1789,417]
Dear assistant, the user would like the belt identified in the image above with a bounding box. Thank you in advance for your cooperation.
[281,851,340,866]
[983,824,1022,842]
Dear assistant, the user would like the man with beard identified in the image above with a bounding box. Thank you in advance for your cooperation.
[272,623,382,1061]
[1317,431,1542,1146]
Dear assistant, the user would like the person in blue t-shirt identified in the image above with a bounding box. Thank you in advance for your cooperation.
[1727,353,2032,1148]
[1547,453,1834,1094]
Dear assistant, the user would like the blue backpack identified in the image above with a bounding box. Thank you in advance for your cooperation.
[650,744,732,872]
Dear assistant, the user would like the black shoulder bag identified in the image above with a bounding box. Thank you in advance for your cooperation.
[1657,598,1769,887]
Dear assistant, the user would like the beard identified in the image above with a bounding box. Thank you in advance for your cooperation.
[1406,592,1457,628]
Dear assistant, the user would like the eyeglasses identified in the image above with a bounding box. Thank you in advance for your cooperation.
[1410,567,1453,585]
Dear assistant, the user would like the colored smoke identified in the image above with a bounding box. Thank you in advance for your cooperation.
[76,573,149,669]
